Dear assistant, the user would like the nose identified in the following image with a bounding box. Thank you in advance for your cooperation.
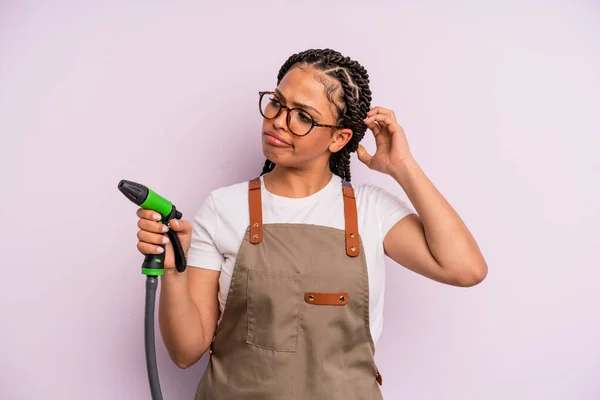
[273,106,289,131]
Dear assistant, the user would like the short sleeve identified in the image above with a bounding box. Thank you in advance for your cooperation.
[186,192,225,271]
[362,184,416,237]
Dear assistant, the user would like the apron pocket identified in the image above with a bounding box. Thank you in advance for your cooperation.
[246,270,302,352]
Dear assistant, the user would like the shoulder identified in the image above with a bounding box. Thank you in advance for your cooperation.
[353,182,382,198]
[190,178,252,243]
[197,178,254,227]
[353,182,397,206]
[192,178,251,221]
[208,179,250,205]
[353,181,415,221]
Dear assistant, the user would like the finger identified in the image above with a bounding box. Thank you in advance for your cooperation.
[138,218,170,234]
[367,107,397,122]
[364,119,390,151]
[364,113,396,128]
[137,241,165,255]
[356,144,373,167]
[137,229,170,246]
[373,122,391,151]
[137,208,162,221]
[364,117,382,136]
[168,219,192,233]
[367,106,392,115]
[365,115,392,151]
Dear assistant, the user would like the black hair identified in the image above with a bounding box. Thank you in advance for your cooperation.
[260,48,372,182]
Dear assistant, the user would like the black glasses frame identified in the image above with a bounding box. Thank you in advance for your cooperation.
[259,91,344,136]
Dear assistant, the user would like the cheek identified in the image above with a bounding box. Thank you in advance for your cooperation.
[261,118,270,132]
[294,131,332,154]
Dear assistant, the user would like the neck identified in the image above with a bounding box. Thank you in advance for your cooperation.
[264,164,333,198]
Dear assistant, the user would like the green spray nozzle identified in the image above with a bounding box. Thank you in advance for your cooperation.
[118,179,187,275]
[118,180,182,220]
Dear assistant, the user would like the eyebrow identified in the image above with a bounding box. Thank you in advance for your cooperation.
[274,89,323,117]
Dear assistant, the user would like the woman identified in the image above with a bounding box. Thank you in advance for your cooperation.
[134,48,488,399]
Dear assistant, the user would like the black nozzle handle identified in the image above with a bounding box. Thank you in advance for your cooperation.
[165,207,187,273]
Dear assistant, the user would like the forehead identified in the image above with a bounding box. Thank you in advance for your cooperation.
[276,66,336,109]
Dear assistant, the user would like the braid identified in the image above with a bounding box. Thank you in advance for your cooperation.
[261,159,275,176]
[261,49,372,182]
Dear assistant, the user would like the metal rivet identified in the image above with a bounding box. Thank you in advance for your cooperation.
[350,246,356,252]
[252,234,259,239]
[308,295,314,302]
[339,296,345,302]
[253,223,259,228]
[350,233,355,238]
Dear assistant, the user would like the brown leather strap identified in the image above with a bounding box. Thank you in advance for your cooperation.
[342,182,360,257]
[249,178,358,253]
[376,369,383,385]
[248,179,263,244]
[304,292,349,305]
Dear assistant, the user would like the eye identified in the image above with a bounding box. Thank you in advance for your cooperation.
[298,111,313,124]
[269,97,281,106]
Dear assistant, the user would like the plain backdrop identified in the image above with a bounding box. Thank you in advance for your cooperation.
[2,1,599,399]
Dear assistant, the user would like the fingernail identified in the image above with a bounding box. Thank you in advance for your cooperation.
[172,220,180,227]
[162,225,169,233]
[156,246,164,253]
[153,213,161,221]
[162,236,170,244]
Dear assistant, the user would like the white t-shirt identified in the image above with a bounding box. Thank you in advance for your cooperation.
[187,173,415,347]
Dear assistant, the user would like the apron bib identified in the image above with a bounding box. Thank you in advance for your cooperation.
[195,178,383,399]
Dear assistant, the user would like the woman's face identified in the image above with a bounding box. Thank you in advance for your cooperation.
[261,65,353,171]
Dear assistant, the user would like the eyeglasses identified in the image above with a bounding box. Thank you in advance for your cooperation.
[258,91,344,136]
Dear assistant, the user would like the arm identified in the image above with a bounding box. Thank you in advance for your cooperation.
[359,106,488,287]
[137,194,222,368]
[159,267,220,368]
[383,158,487,287]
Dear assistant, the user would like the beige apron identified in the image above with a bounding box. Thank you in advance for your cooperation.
[195,178,383,399]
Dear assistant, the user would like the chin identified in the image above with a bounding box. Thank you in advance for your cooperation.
[261,148,297,169]
[261,142,288,162]
[262,148,283,165]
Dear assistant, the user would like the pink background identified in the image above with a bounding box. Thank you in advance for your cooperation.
[2,1,599,399]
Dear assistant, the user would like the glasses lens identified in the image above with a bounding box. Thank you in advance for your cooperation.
[260,93,280,119]
[289,109,314,136]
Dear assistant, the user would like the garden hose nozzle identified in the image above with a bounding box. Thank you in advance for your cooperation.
[118,179,187,275]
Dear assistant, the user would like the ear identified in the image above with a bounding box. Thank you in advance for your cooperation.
[328,128,353,153]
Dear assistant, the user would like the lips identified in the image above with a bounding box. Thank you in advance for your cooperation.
[264,131,292,147]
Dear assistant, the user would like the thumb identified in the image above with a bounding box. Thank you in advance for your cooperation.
[356,144,373,167]
[168,219,191,233]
